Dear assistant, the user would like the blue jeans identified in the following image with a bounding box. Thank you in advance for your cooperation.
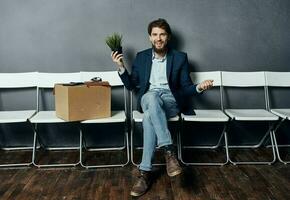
[139,88,179,171]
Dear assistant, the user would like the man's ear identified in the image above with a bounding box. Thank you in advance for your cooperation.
[149,35,153,43]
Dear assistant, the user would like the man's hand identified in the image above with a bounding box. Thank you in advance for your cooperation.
[111,51,124,69]
[197,79,214,91]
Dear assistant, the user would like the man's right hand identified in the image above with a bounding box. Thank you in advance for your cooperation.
[111,51,124,70]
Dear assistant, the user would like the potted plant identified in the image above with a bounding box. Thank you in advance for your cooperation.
[105,32,123,54]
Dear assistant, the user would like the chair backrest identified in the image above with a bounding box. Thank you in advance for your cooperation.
[190,71,222,86]
[0,72,38,88]
[190,71,223,110]
[221,71,266,87]
[265,72,290,87]
[36,72,81,111]
[37,72,81,88]
[0,72,38,110]
[221,71,267,109]
[265,71,290,109]
[80,71,123,86]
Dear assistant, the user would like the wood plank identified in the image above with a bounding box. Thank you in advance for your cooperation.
[0,151,289,200]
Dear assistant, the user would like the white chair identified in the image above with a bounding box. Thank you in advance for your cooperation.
[265,71,290,164]
[79,71,129,168]
[179,71,229,166]
[130,92,180,167]
[222,71,278,165]
[0,72,38,167]
[29,72,81,168]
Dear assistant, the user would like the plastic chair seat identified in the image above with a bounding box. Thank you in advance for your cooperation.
[81,111,126,123]
[271,109,290,120]
[0,110,36,123]
[29,111,67,123]
[182,110,229,122]
[132,110,179,123]
[225,109,279,121]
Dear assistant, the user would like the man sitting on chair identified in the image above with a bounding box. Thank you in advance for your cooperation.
[111,18,213,197]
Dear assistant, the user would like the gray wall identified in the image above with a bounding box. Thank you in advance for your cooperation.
[1,0,290,147]
[1,0,290,72]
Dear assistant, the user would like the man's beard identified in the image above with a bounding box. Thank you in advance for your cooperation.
[152,44,167,54]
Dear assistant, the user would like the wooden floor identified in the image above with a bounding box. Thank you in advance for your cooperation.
[0,149,289,200]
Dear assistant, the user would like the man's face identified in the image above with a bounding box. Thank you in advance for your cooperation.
[149,27,170,53]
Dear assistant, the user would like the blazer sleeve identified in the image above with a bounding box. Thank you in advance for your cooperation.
[119,53,140,91]
[179,53,199,96]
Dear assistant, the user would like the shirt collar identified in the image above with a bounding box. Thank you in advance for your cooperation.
[152,49,167,61]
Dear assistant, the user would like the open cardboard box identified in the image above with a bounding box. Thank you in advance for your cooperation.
[54,82,111,121]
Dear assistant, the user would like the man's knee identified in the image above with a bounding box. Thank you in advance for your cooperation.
[141,92,163,110]
[143,111,151,121]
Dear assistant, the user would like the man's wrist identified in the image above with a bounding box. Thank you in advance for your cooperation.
[117,66,125,74]
[196,84,203,93]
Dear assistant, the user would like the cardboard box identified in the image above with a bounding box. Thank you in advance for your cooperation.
[54,83,111,121]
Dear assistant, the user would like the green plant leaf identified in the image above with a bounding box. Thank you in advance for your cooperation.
[105,32,122,51]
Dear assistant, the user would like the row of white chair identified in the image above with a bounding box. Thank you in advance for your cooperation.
[0,71,289,168]
[130,71,290,166]
[0,71,129,168]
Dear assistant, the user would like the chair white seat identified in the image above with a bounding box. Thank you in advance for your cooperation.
[271,109,290,120]
[81,111,126,123]
[29,111,67,123]
[182,110,229,122]
[225,109,279,121]
[0,110,36,123]
[133,110,179,123]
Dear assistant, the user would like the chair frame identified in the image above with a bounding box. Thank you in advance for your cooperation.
[30,72,81,168]
[178,71,230,166]
[222,71,277,165]
[265,71,290,164]
[0,72,38,168]
[79,71,130,169]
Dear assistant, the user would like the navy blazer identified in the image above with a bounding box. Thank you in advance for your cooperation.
[119,48,199,115]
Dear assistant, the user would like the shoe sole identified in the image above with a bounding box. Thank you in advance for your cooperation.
[168,169,182,177]
[130,190,146,197]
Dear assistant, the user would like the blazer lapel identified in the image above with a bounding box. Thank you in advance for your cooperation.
[144,49,152,87]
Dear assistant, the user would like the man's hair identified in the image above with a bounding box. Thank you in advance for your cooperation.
[147,18,172,36]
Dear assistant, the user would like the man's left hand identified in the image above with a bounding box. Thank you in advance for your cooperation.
[197,79,214,91]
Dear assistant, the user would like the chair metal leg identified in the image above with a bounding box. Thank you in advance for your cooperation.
[1,147,33,150]
[32,124,80,168]
[80,124,130,169]
[182,128,225,149]
[271,119,290,165]
[228,122,276,165]
[0,149,33,168]
[0,122,34,168]
[228,130,271,149]
[0,146,33,168]
[273,131,290,165]
[130,122,139,167]
[179,123,229,166]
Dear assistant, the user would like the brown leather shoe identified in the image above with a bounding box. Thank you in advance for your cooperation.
[165,151,182,177]
[130,170,151,197]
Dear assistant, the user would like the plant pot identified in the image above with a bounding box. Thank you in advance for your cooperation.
[112,46,122,54]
